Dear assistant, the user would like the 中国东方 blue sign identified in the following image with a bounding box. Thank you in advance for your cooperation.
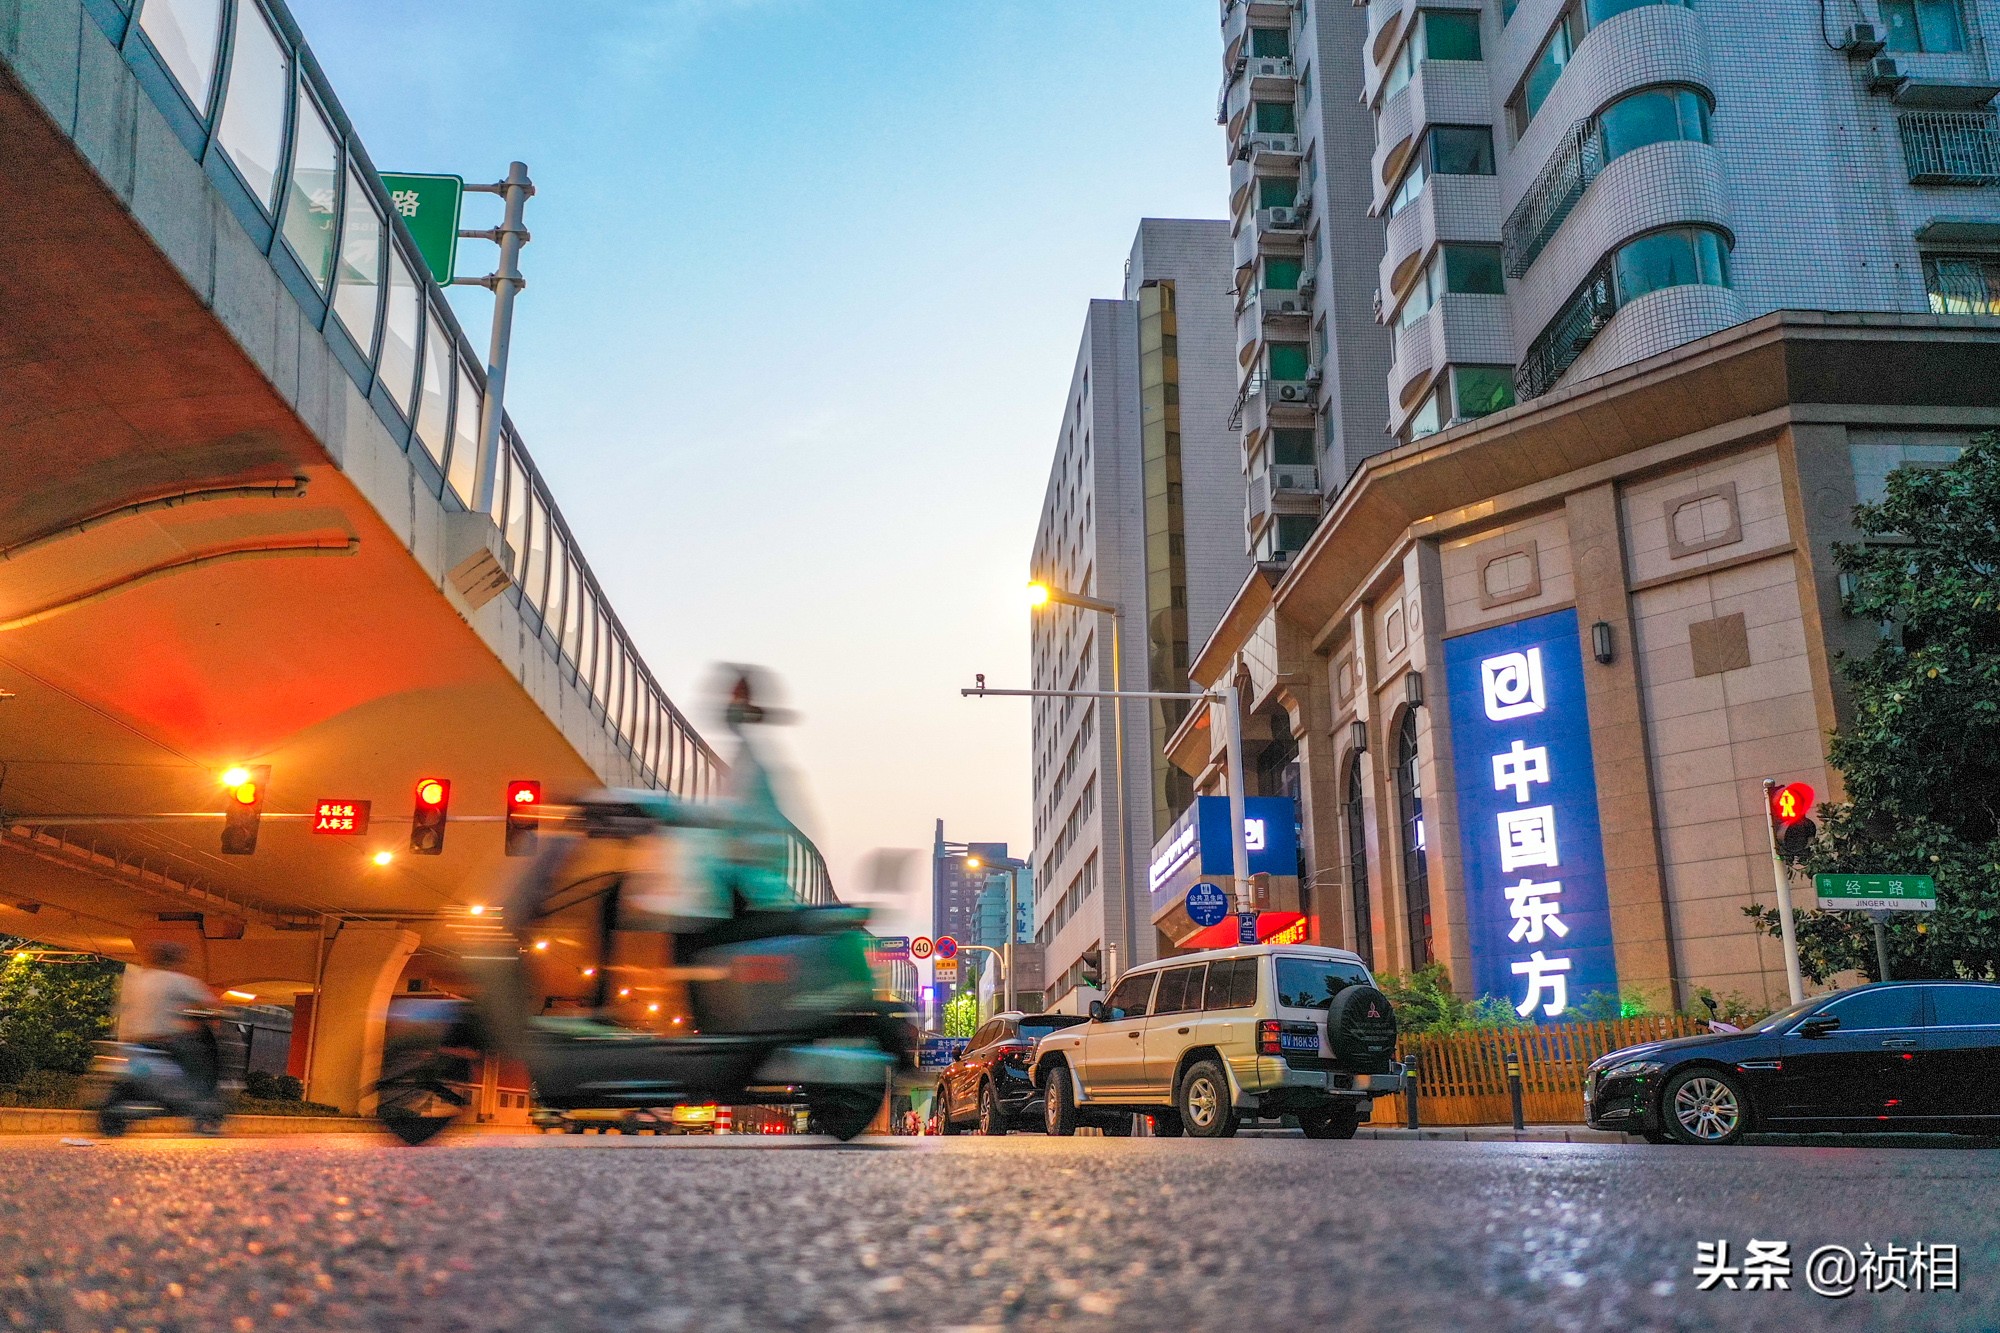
[1443,607,1618,1021]
[1147,796,1300,915]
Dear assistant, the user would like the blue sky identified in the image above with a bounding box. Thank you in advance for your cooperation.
[288,0,1227,933]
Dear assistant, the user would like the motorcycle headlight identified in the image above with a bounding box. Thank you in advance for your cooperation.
[1603,1059,1665,1083]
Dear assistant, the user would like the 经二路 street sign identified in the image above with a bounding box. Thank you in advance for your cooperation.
[1814,873,1938,912]
[380,172,463,284]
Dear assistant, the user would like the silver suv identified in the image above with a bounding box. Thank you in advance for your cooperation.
[1028,945,1402,1139]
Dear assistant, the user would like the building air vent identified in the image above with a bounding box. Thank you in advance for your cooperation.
[1839,22,1885,58]
[1867,56,1906,94]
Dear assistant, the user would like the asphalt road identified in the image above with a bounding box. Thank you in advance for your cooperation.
[2,1132,1995,1332]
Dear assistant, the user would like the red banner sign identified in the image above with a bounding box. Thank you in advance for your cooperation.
[312,799,371,835]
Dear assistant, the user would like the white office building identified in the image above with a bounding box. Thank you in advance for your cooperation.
[1028,220,1250,1011]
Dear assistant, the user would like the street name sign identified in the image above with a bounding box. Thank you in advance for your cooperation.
[380,173,463,284]
[1814,873,1937,911]
[917,1037,969,1070]
[1186,882,1229,928]
[870,936,910,962]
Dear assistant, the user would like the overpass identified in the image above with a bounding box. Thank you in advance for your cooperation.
[0,0,832,1113]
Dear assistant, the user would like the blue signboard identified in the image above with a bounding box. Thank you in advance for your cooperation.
[917,1037,970,1070]
[1237,912,1259,946]
[1185,882,1230,928]
[1443,607,1618,1021]
[1147,796,1301,915]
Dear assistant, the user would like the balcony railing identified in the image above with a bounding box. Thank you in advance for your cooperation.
[1899,110,2000,186]
[1516,256,1617,401]
[1502,118,1602,278]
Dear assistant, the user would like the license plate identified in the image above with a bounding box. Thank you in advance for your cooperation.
[1280,1031,1320,1053]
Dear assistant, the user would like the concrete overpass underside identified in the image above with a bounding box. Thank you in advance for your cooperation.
[0,3,767,1112]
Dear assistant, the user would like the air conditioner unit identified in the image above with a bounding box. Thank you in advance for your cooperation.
[1251,58,1291,79]
[1867,56,1906,92]
[1270,295,1305,315]
[1265,206,1297,227]
[1299,270,1318,299]
[1840,22,1885,58]
[1276,382,1314,403]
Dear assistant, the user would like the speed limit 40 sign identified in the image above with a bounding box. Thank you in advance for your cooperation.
[910,936,935,960]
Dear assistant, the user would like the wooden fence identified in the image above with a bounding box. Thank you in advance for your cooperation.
[1366,1016,1709,1126]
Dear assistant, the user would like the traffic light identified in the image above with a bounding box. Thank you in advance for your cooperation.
[410,777,451,855]
[220,765,270,855]
[1769,780,1817,856]
[1078,946,1102,989]
[504,780,541,857]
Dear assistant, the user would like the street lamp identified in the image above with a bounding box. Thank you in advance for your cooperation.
[965,852,1027,1012]
[1025,580,1136,986]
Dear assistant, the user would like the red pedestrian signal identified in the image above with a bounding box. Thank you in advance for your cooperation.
[411,777,451,855]
[220,765,270,855]
[1770,782,1815,828]
[505,780,541,857]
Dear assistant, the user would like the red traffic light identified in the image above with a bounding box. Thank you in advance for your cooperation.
[416,778,449,808]
[1770,781,1816,828]
[507,780,541,806]
[504,780,541,857]
[411,778,451,856]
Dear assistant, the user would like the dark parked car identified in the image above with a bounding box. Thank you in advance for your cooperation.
[1587,980,2000,1145]
[935,1012,1088,1135]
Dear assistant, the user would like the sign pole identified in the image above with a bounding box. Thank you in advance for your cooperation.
[1223,681,1252,914]
[462,162,535,517]
[1872,911,1893,982]
[1004,866,1017,1013]
[1761,779,1805,1005]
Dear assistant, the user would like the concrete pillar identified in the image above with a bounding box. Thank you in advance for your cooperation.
[304,923,420,1115]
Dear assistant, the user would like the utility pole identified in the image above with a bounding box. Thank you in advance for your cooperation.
[1761,778,1806,1005]
[455,162,535,517]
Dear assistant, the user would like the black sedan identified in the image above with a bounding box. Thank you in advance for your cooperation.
[1586,980,2000,1144]
[935,1012,1087,1135]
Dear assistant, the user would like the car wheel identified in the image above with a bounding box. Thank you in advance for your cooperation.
[1662,1068,1749,1146]
[1299,1105,1361,1139]
[978,1083,1007,1136]
[1178,1058,1240,1139]
[937,1088,960,1136]
[1043,1067,1079,1137]
[1152,1110,1185,1138]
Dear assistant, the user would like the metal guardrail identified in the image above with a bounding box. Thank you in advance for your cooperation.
[1502,118,1602,278]
[1516,255,1618,401]
[1898,109,2000,186]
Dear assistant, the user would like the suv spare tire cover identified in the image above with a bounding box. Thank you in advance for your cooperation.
[1326,985,1398,1061]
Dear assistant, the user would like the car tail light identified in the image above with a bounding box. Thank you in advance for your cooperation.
[1258,1020,1283,1056]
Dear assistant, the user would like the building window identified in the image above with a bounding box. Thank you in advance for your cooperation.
[1265,255,1304,291]
[1272,427,1316,465]
[138,0,226,115]
[1477,540,1542,608]
[1268,342,1312,381]
[1924,254,2000,315]
[1255,101,1297,135]
[1613,225,1731,303]
[1389,125,1497,217]
[1510,8,1581,138]
[1396,244,1505,328]
[1251,26,1291,57]
[1882,0,1966,52]
[1385,10,1487,101]
[1402,384,1446,443]
[1396,711,1431,968]
[1454,365,1517,419]
[1345,761,1373,967]
[1275,514,1318,553]
[1665,482,1743,557]
[1598,85,1712,163]
[1259,176,1300,209]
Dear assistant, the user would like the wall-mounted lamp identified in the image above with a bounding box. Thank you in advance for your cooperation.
[1403,671,1424,709]
[1348,719,1368,753]
[1591,621,1615,665]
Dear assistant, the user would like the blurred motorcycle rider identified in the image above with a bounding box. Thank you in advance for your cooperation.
[115,939,223,1126]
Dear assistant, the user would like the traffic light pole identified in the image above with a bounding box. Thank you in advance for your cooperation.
[1761,778,1806,1005]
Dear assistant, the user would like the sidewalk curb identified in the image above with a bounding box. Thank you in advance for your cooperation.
[1356,1124,1643,1144]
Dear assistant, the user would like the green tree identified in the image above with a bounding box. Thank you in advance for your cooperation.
[1747,432,2000,983]
[0,937,123,1073]
[941,990,979,1039]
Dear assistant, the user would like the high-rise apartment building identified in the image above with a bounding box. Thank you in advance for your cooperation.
[1029,220,1250,1011]
[932,823,1007,949]
[1219,0,1397,562]
[1222,0,2000,549]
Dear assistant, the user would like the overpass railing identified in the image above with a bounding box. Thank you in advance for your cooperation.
[72,0,721,803]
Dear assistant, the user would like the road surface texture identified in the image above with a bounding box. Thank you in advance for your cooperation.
[2,1133,1995,1331]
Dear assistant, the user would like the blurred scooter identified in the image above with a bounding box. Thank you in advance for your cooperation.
[86,1009,239,1137]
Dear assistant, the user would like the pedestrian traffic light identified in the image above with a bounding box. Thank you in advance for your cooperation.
[1769,781,1817,855]
[1079,947,1102,989]
[504,780,541,857]
[220,765,270,855]
[411,777,451,855]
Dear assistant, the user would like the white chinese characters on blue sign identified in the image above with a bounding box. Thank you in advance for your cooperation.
[1444,608,1619,1019]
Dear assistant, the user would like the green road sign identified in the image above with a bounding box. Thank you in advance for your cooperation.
[1813,873,1938,911]
[379,173,463,284]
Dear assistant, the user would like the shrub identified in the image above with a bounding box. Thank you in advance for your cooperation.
[0,1044,29,1087]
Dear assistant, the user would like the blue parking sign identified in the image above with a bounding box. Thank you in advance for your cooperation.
[1186,882,1229,928]
[1238,912,1259,946]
